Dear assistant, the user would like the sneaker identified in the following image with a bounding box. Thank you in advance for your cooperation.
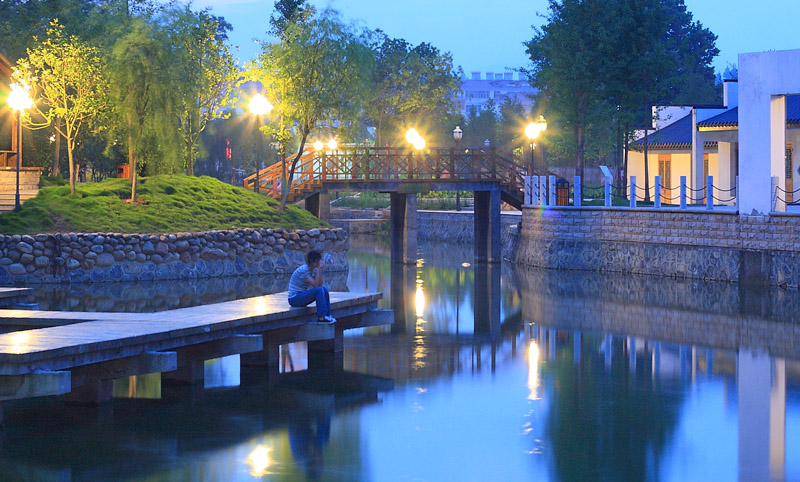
[324,315,337,323]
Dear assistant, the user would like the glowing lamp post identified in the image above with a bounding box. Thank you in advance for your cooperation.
[249,93,273,193]
[8,83,34,211]
[453,126,463,211]
[525,114,547,174]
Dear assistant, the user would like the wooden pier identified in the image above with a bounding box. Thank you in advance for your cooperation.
[0,291,390,424]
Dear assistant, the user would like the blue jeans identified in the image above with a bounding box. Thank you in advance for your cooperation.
[288,286,331,318]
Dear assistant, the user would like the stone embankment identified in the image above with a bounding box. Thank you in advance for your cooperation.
[0,227,348,283]
[515,208,800,286]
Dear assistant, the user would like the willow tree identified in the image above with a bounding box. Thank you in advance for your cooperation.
[252,8,373,210]
[169,6,242,176]
[107,16,181,202]
[13,20,109,194]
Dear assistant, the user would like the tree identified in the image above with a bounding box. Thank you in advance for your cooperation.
[463,100,499,148]
[525,0,613,183]
[270,0,310,36]
[604,0,719,200]
[169,6,242,176]
[366,31,462,147]
[107,16,181,201]
[13,20,109,194]
[525,0,719,195]
[252,8,373,210]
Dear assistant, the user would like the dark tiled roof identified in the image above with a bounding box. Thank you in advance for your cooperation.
[697,107,738,128]
[697,95,800,128]
[633,113,717,150]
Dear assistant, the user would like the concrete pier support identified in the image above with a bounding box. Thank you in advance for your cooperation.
[390,193,417,264]
[308,330,344,370]
[474,188,501,263]
[304,191,331,221]
[473,263,501,339]
[390,263,417,335]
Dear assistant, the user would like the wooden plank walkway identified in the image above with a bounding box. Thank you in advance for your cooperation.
[0,291,390,423]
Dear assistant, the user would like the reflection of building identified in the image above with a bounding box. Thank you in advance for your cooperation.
[457,71,536,117]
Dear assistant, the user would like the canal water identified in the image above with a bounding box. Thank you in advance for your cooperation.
[1,234,799,481]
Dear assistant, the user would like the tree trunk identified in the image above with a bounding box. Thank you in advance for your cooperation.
[186,115,194,176]
[128,116,137,202]
[67,138,76,194]
[622,122,629,198]
[643,128,650,202]
[52,119,61,177]
[279,130,309,210]
[576,125,585,201]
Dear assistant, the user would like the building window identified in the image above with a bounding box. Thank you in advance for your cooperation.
[658,154,672,204]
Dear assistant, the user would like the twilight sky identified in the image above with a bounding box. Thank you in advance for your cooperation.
[195,0,799,75]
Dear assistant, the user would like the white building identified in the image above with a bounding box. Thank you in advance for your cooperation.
[628,51,800,213]
[457,71,536,117]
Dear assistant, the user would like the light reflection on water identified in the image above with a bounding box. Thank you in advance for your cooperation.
[0,234,798,481]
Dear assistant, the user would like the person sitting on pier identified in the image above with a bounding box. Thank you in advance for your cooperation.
[288,250,336,323]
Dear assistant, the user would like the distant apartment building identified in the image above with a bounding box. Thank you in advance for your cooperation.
[457,71,536,117]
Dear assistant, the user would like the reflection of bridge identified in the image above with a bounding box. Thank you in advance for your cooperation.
[244,147,553,263]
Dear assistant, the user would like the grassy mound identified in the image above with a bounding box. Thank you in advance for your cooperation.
[0,175,327,234]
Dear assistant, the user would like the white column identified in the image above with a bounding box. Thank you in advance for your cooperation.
[548,175,556,207]
[629,176,637,207]
[573,175,581,207]
[718,141,735,205]
[655,175,662,208]
[770,95,787,211]
[692,108,706,204]
[738,350,786,482]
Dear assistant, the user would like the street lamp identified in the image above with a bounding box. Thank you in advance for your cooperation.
[327,138,337,151]
[249,93,273,193]
[453,126,463,211]
[8,82,34,211]
[313,140,324,151]
[525,115,548,174]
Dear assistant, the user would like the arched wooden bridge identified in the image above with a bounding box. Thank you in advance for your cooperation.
[244,146,554,264]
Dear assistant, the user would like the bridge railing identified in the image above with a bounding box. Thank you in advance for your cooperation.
[244,145,551,203]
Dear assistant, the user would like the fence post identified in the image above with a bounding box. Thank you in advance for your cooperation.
[539,176,547,207]
[735,175,740,211]
[629,176,637,208]
[680,176,687,209]
[523,176,530,205]
[654,175,662,209]
[604,178,611,207]
[771,175,782,212]
[706,175,714,210]
[548,175,556,206]
[573,176,581,207]
[526,176,535,205]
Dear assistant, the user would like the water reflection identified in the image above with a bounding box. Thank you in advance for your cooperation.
[0,235,798,481]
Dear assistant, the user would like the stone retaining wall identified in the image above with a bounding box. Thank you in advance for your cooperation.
[516,207,800,286]
[417,211,521,259]
[0,227,348,284]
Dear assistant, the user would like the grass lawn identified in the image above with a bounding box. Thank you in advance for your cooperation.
[0,175,328,235]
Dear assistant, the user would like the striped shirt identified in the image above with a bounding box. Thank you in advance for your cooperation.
[288,264,316,297]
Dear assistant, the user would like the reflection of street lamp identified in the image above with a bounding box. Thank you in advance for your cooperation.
[8,82,34,211]
[453,126,463,211]
[249,93,273,193]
